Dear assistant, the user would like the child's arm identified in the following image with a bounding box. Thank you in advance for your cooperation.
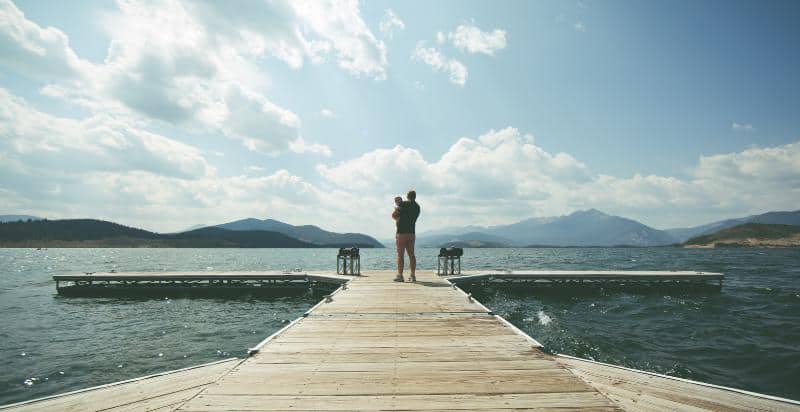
[392,207,400,221]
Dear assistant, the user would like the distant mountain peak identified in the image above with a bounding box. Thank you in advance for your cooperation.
[215,217,383,248]
[572,208,608,217]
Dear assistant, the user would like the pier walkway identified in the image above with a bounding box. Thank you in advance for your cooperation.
[4,270,799,411]
[177,270,616,411]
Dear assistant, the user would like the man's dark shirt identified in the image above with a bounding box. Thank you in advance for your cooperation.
[396,200,421,234]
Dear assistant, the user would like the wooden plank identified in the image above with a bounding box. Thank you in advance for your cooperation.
[558,355,800,411]
[239,360,562,371]
[206,369,594,396]
[29,269,783,411]
[181,392,616,411]
[171,271,617,410]
[4,359,239,412]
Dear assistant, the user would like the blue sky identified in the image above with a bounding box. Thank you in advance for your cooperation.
[1,0,798,237]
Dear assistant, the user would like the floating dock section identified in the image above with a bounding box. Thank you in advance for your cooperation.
[4,269,799,411]
[449,270,724,289]
[53,271,349,296]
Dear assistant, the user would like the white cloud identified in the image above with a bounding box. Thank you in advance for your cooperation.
[290,0,387,79]
[0,0,376,156]
[289,137,332,157]
[448,24,507,56]
[436,31,446,44]
[0,0,96,81]
[412,42,468,86]
[732,122,754,132]
[320,108,335,118]
[219,85,300,154]
[317,128,800,230]
[573,22,586,32]
[0,88,213,179]
[379,9,404,39]
[0,91,339,232]
[314,128,586,229]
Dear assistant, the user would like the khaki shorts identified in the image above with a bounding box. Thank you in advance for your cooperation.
[395,234,416,257]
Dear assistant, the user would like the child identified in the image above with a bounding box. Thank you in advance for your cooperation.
[392,196,403,221]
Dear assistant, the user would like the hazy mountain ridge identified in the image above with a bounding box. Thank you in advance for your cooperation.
[215,218,384,248]
[684,223,800,248]
[418,209,800,247]
[418,232,514,248]
[666,210,800,242]
[418,209,674,247]
[0,215,42,223]
[0,219,317,248]
[5,210,798,248]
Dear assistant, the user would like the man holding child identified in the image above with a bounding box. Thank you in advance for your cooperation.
[392,190,420,282]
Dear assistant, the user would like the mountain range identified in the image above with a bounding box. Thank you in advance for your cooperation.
[684,223,800,248]
[0,215,41,223]
[0,217,383,248]
[416,209,800,247]
[3,209,799,248]
[213,218,383,247]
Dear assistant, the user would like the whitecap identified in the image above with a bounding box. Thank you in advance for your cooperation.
[158,353,164,357]
[536,310,552,326]
[23,379,34,386]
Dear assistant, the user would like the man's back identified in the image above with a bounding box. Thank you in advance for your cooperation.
[396,200,420,234]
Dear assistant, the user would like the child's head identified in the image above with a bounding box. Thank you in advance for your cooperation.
[394,196,402,206]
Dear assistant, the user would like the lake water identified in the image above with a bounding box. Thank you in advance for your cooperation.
[1,247,799,405]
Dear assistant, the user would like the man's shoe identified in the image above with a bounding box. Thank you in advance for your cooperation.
[393,275,404,282]
[409,275,417,283]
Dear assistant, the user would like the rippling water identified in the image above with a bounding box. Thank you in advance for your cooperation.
[1,247,798,404]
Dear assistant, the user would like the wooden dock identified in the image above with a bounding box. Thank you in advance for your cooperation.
[5,270,799,411]
[449,270,724,288]
[53,271,350,296]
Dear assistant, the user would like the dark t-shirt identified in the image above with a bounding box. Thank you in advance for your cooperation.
[396,200,420,234]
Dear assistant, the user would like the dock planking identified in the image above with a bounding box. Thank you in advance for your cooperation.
[5,269,799,411]
[178,270,617,411]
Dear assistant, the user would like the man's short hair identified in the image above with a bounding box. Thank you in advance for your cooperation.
[407,190,416,200]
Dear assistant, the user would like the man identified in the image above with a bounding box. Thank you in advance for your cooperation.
[394,190,420,282]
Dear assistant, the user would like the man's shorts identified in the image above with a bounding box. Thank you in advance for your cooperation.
[395,233,416,256]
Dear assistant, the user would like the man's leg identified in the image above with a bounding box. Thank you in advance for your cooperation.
[408,234,416,281]
[394,234,405,281]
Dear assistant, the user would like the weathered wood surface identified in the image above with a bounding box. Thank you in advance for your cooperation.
[177,270,618,411]
[12,269,797,411]
[1,359,240,412]
[557,355,800,411]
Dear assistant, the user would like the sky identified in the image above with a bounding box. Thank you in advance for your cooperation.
[1,0,798,238]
